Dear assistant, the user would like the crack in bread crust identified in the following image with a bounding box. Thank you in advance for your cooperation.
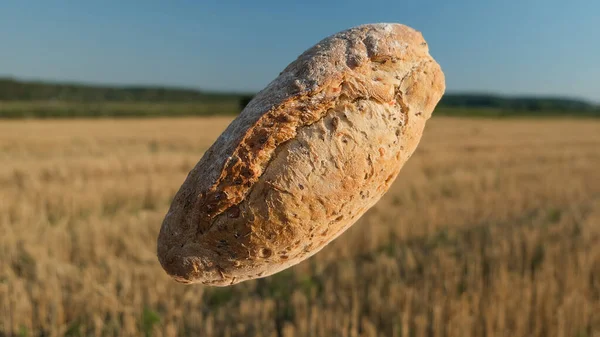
[197,60,410,237]
[198,57,430,235]
[191,61,435,285]
[202,100,405,285]
[197,89,338,228]
[197,46,423,230]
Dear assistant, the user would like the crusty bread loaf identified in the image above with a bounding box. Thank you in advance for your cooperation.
[157,23,445,286]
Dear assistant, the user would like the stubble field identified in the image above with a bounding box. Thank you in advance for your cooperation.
[1,116,599,337]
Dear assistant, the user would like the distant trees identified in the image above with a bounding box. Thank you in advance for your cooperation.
[0,78,598,117]
[0,78,240,102]
[439,94,597,113]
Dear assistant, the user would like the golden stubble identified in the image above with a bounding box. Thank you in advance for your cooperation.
[1,116,599,337]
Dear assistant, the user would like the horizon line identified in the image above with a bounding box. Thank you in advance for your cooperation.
[1,75,598,105]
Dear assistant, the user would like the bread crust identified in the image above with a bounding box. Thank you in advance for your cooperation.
[157,23,445,286]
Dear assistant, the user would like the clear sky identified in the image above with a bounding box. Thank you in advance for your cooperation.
[1,0,598,102]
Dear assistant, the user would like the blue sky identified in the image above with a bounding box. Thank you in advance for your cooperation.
[1,1,598,102]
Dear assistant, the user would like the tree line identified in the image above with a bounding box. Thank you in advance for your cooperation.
[0,78,243,102]
[1,78,598,117]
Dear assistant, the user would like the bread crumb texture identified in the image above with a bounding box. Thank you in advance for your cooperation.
[157,23,446,286]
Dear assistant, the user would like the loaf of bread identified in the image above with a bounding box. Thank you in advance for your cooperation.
[157,23,445,286]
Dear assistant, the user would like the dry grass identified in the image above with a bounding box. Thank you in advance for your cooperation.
[1,116,599,337]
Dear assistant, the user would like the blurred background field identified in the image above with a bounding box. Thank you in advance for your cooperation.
[1,115,599,337]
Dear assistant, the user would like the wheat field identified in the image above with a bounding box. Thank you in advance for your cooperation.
[1,116,599,337]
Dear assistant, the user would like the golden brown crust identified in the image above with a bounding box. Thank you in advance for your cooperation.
[157,23,446,285]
